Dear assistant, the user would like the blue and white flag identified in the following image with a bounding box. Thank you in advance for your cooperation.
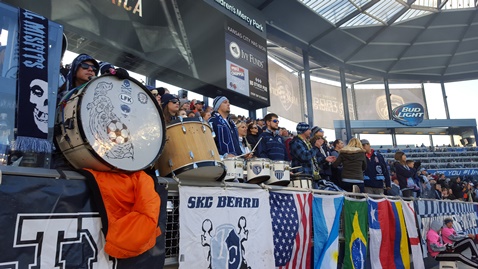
[179,186,275,269]
[312,194,344,269]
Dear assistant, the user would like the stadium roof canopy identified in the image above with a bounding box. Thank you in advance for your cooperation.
[244,0,478,84]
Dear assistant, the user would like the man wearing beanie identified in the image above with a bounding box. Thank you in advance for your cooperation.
[208,96,242,157]
[289,122,335,184]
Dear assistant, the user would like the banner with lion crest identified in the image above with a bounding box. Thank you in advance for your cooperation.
[179,186,275,269]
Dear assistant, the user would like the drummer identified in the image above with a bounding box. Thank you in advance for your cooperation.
[209,96,242,158]
[235,121,253,159]
[63,54,99,94]
[160,93,180,125]
[255,113,289,161]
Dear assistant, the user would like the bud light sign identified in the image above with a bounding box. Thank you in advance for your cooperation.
[392,103,425,126]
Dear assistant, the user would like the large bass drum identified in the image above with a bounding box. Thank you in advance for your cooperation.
[55,75,166,172]
[155,117,225,181]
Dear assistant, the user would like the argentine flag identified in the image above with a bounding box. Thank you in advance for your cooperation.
[312,194,344,269]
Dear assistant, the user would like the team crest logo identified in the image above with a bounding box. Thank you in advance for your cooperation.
[375,95,405,120]
[375,165,382,174]
[275,73,293,111]
[252,165,262,175]
[275,170,284,180]
[201,217,250,269]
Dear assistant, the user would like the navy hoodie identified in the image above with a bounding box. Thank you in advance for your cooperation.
[363,149,391,188]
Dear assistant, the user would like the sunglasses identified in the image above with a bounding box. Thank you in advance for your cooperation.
[169,99,179,104]
[79,62,97,71]
[272,119,279,123]
[251,126,258,129]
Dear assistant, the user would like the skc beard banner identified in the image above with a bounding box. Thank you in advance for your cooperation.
[179,186,275,269]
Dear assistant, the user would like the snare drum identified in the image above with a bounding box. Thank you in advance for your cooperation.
[155,117,225,180]
[289,174,314,189]
[265,161,290,186]
[223,157,244,181]
[55,75,166,172]
[246,158,270,184]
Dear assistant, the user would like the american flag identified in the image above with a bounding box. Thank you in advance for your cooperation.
[269,192,312,269]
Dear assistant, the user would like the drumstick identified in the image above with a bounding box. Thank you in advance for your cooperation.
[236,152,249,158]
[236,137,263,158]
[289,166,302,170]
[251,137,263,153]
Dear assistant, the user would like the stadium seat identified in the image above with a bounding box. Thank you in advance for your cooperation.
[439,261,457,269]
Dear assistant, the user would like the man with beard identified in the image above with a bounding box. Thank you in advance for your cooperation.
[208,96,241,158]
[256,113,288,161]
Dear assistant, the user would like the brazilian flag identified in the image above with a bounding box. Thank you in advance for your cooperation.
[343,197,368,269]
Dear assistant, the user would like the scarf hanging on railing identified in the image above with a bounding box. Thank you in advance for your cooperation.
[15,8,51,153]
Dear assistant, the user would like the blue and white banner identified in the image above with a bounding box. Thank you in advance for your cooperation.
[414,200,478,257]
[427,169,478,177]
[179,186,275,269]
[312,194,343,269]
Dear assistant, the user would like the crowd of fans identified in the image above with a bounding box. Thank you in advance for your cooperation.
[52,53,478,201]
[389,164,478,201]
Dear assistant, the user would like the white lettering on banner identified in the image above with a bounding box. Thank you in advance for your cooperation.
[215,0,264,32]
[187,196,260,208]
[396,112,424,118]
[0,213,116,269]
[21,10,47,69]
[111,0,142,17]
[313,96,355,118]
[227,26,266,52]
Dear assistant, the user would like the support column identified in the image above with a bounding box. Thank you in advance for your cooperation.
[303,50,314,126]
[384,79,397,146]
[441,81,450,119]
[422,83,434,146]
[145,76,155,87]
[249,110,256,120]
[351,84,358,120]
[441,81,454,146]
[340,68,352,141]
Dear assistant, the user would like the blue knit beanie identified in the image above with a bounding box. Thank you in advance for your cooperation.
[296,122,310,134]
[213,96,228,111]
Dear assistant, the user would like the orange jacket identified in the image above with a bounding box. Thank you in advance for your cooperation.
[84,169,161,258]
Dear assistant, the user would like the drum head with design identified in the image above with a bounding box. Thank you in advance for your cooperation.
[79,76,165,171]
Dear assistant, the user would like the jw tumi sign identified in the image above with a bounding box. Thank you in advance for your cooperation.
[391,103,425,126]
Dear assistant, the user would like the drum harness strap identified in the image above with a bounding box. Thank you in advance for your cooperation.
[56,85,87,147]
